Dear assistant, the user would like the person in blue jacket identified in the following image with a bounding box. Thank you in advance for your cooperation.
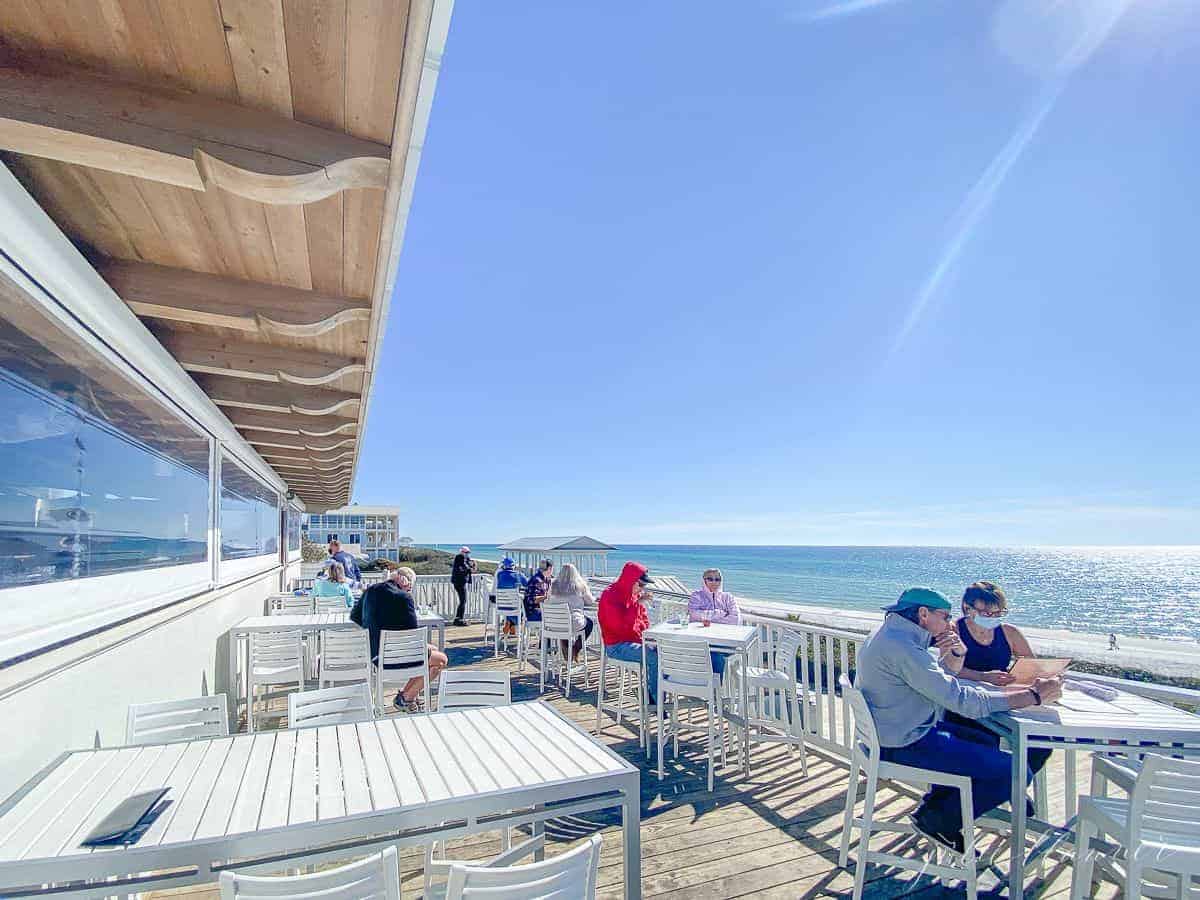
[327,539,362,587]
[494,557,528,637]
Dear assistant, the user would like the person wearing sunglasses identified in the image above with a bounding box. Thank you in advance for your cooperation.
[688,568,741,677]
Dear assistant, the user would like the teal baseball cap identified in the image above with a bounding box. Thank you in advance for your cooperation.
[882,586,951,613]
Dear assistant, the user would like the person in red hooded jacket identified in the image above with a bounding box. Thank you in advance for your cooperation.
[598,561,658,703]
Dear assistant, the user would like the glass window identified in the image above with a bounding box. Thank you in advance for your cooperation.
[286,506,301,551]
[0,273,210,588]
[220,455,278,560]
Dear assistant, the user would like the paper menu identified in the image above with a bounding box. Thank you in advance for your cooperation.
[1007,657,1071,684]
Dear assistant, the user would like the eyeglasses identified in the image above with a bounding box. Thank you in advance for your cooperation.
[967,605,1005,618]
[704,576,722,583]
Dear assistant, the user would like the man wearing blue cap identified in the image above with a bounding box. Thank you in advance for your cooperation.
[855,587,1063,854]
[493,557,528,637]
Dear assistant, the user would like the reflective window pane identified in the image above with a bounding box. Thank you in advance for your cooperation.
[286,507,301,551]
[220,456,278,560]
[0,272,210,588]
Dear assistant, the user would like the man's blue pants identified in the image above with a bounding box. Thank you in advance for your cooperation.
[879,718,1031,836]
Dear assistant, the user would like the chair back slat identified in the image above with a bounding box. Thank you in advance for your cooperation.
[445,834,600,900]
[275,594,314,615]
[220,844,400,899]
[657,635,715,692]
[438,670,511,711]
[126,694,229,745]
[288,683,374,729]
[315,593,348,614]
[540,599,575,637]
[840,675,880,757]
[250,630,303,667]
[1132,756,1200,843]
[494,589,522,615]
[769,629,804,675]
[378,629,428,666]
[319,629,371,685]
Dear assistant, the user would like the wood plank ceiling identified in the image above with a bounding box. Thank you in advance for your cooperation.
[0,0,440,511]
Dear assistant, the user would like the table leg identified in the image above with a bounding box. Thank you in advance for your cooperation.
[740,648,751,774]
[1064,748,1077,820]
[226,629,239,733]
[244,632,254,734]
[437,623,445,653]
[623,775,642,899]
[1009,728,1029,899]
[531,805,545,861]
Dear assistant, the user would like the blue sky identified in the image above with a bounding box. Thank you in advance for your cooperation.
[354,0,1200,546]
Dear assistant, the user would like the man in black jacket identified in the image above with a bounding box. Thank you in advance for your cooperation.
[450,546,476,626]
[361,567,447,711]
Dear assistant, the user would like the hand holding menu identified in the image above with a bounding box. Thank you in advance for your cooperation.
[1008,657,1071,684]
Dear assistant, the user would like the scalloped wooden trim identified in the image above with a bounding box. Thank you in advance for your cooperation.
[277,363,366,386]
[195,149,389,204]
[256,308,370,338]
[296,421,358,438]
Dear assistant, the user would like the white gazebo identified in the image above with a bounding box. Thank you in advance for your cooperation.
[498,536,617,577]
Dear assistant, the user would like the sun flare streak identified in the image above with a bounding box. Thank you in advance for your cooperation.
[797,0,908,23]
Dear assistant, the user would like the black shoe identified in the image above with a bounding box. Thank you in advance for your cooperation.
[453,619,467,627]
[910,810,965,856]
[394,692,408,712]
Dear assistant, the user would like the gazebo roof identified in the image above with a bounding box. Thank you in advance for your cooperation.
[498,536,617,552]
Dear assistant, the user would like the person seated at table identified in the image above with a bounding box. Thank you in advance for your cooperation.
[327,539,362,588]
[495,556,528,638]
[523,559,554,624]
[687,568,742,677]
[361,566,448,713]
[549,563,595,660]
[598,562,658,704]
[315,560,355,608]
[855,587,1063,854]
[948,581,1052,775]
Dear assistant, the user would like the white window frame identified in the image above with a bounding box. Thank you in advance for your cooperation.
[217,447,282,586]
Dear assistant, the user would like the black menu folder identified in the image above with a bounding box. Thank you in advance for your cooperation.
[79,787,170,847]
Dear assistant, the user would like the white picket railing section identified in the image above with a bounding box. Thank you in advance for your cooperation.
[411,574,493,623]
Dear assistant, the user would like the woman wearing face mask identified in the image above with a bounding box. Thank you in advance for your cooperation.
[949,581,1051,778]
[955,581,1034,686]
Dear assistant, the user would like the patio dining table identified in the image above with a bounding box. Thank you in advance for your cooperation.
[641,621,760,775]
[0,701,642,898]
[227,612,446,730]
[986,681,1200,899]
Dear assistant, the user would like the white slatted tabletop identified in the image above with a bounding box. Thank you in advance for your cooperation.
[0,701,641,898]
[987,684,1200,899]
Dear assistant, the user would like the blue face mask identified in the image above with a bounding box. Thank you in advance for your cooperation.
[968,609,1005,630]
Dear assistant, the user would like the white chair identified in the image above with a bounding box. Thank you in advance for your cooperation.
[1070,755,1200,900]
[490,589,524,659]
[314,590,349,614]
[288,682,374,728]
[274,593,313,615]
[126,694,229,745]
[837,675,984,900]
[374,629,430,714]
[248,630,304,732]
[220,845,399,900]
[594,618,651,759]
[656,634,731,791]
[743,627,809,774]
[519,610,542,675]
[425,670,530,896]
[538,599,590,698]
[443,834,602,900]
[648,597,688,625]
[319,628,372,688]
[437,669,511,710]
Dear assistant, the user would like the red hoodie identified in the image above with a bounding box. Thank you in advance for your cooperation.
[598,562,649,645]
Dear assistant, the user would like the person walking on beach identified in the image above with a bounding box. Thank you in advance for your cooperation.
[450,546,475,626]
[855,587,1063,855]
[598,562,657,703]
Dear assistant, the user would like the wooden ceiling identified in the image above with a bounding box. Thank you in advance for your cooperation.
[0,0,443,511]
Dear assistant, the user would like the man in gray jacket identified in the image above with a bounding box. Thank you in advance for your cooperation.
[855,587,1062,853]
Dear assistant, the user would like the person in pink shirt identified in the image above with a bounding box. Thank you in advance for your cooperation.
[688,568,741,625]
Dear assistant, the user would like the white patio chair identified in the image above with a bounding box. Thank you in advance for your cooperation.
[538,599,590,698]
[274,593,313,615]
[744,626,809,774]
[288,682,374,728]
[248,630,304,732]
[442,834,602,900]
[1070,755,1200,900]
[837,675,984,900]
[594,617,651,759]
[437,669,511,710]
[489,589,524,659]
[519,607,542,675]
[425,671,534,896]
[656,634,731,792]
[648,597,687,625]
[220,845,399,900]
[314,591,349,614]
[319,628,371,688]
[374,629,430,714]
[126,694,229,745]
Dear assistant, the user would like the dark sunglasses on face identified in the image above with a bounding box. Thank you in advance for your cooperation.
[704,576,722,583]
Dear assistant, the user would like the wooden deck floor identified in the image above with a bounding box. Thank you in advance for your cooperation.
[157,624,1121,899]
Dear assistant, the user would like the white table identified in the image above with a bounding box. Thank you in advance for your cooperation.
[986,684,1200,899]
[641,621,760,774]
[0,701,641,898]
[228,612,447,730]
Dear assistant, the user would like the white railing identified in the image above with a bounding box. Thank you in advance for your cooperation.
[412,574,493,623]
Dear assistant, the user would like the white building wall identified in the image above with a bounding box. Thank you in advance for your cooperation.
[0,570,280,798]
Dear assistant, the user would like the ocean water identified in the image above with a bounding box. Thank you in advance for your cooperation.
[431,544,1200,643]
